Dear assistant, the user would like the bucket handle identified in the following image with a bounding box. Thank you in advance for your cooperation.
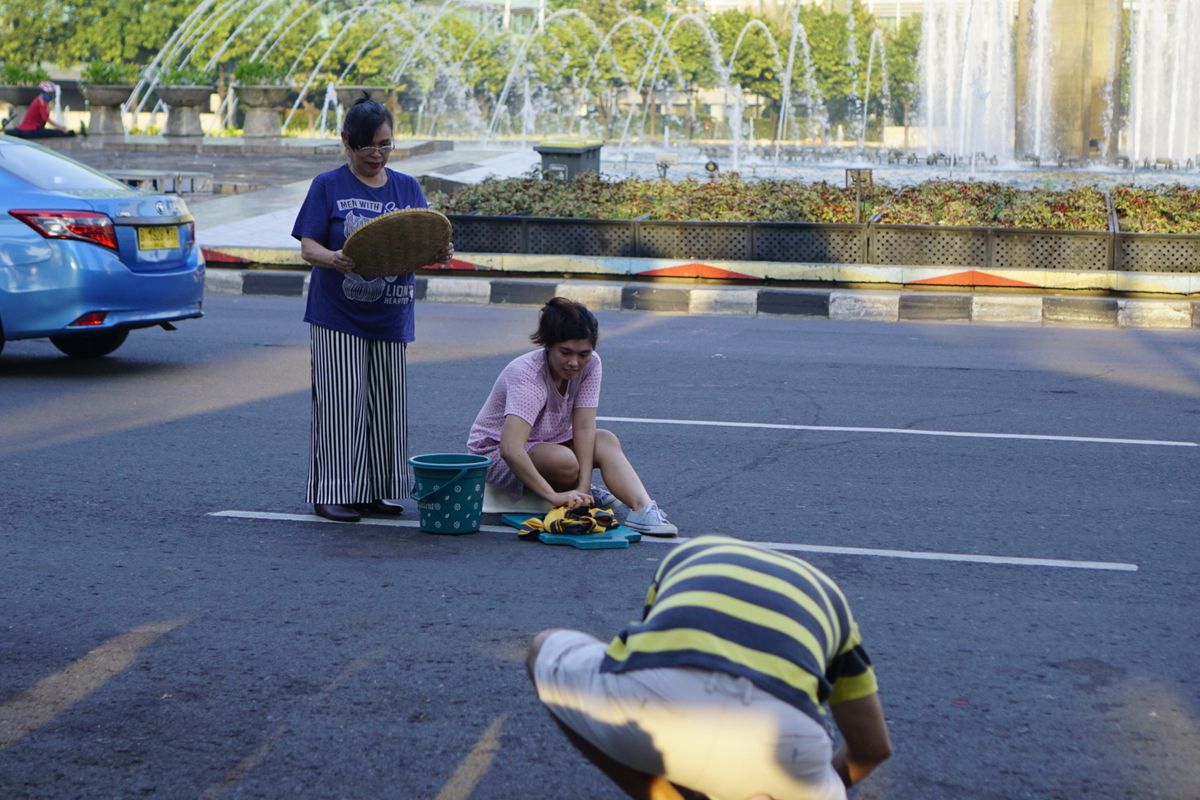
[413,466,470,503]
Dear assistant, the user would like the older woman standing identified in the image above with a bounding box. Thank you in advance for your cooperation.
[291,94,451,523]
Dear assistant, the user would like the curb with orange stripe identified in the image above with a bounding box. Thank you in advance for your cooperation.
[204,268,1199,330]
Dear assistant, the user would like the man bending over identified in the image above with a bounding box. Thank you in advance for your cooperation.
[527,535,892,799]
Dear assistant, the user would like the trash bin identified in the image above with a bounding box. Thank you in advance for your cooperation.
[533,138,603,180]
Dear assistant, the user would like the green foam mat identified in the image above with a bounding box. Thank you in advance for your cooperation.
[500,514,642,549]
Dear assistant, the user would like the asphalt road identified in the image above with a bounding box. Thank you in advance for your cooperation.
[2,296,1198,799]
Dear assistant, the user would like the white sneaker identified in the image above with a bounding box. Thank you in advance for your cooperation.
[624,500,678,537]
[589,484,629,520]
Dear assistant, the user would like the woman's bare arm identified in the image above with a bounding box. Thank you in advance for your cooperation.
[499,414,574,507]
[300,236,354,272]
[570,406,597,497]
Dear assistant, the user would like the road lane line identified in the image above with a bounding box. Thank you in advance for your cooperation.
[209,511,1139,572]
[434,714,507,800]
[210,509,515,534]
[201,647,387,800]
[598,415,1198,447]
[636,537,1139,571]
[0,618,186,750]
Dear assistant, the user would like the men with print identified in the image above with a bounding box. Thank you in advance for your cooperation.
[291,93,452,523]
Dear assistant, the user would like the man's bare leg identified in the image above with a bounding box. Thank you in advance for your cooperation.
[526,630,707,800]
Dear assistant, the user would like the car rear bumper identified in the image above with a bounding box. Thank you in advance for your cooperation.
[0,239,205,340]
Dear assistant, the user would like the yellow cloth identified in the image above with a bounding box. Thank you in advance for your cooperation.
[517,505,618,540]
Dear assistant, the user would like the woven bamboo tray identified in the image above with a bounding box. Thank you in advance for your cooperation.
[342,208,452,276]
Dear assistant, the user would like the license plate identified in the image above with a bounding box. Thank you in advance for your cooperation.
[137,226,179,251]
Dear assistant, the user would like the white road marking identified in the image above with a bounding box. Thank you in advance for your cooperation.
[209,511,1138,572]
[637,538,1138,572]
[210,509,514,533]
[598,415,1198,448]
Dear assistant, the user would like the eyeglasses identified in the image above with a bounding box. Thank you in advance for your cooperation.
[354,144,394,156]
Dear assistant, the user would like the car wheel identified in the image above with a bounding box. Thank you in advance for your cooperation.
[50,329,129,359]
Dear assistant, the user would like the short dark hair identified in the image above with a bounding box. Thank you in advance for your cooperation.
[342,94,394,149]
[531,297,599,348]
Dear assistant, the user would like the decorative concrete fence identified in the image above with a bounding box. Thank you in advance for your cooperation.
[445,214,1199,274]
[447,216,867,264]
[1115,232,1200,273]
[867,225,1113,271]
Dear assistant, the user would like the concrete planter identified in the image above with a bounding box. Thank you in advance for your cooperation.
[82,84,133,136]
[82,84,132,106]
[335,85,392,109]
[156,85,214,137]
[0,85,41,126]
[235,85,292,138]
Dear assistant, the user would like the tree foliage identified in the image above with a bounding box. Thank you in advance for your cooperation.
[886,14,921,126]
[710,10,783,101]
[0,0,926,140]
[0,0,193,66]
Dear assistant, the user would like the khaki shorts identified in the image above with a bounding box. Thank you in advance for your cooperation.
[533,630,847,800]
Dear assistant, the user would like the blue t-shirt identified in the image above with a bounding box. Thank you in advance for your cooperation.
[291,164,427,342]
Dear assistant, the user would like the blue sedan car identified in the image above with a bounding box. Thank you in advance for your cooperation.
[0,136,204,358]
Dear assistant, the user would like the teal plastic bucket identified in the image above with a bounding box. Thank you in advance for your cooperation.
[408,453,492,534]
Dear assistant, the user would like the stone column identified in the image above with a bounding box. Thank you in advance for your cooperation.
[157,85,214,137]
[1016,0,1122,161]
[82,85,132,136]
[236,86,291,138]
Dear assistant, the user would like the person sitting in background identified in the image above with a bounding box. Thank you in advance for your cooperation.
[467,297,677,536]
[527,535,893,800]
[9,81,75,139]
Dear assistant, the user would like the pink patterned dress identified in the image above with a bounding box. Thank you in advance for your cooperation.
[467,349,602,496]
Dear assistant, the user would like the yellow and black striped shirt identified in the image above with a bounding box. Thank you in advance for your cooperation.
[601,536,878,722]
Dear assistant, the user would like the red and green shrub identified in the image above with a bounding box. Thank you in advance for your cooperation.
[1112,185,1200,233]
[434,175,1200,234]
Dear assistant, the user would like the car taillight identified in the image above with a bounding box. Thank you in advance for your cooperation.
[184,221,196,245]
[10,209,118,251]
[69,311,107,327]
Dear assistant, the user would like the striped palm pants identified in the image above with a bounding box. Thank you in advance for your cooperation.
[307,324,410,504]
